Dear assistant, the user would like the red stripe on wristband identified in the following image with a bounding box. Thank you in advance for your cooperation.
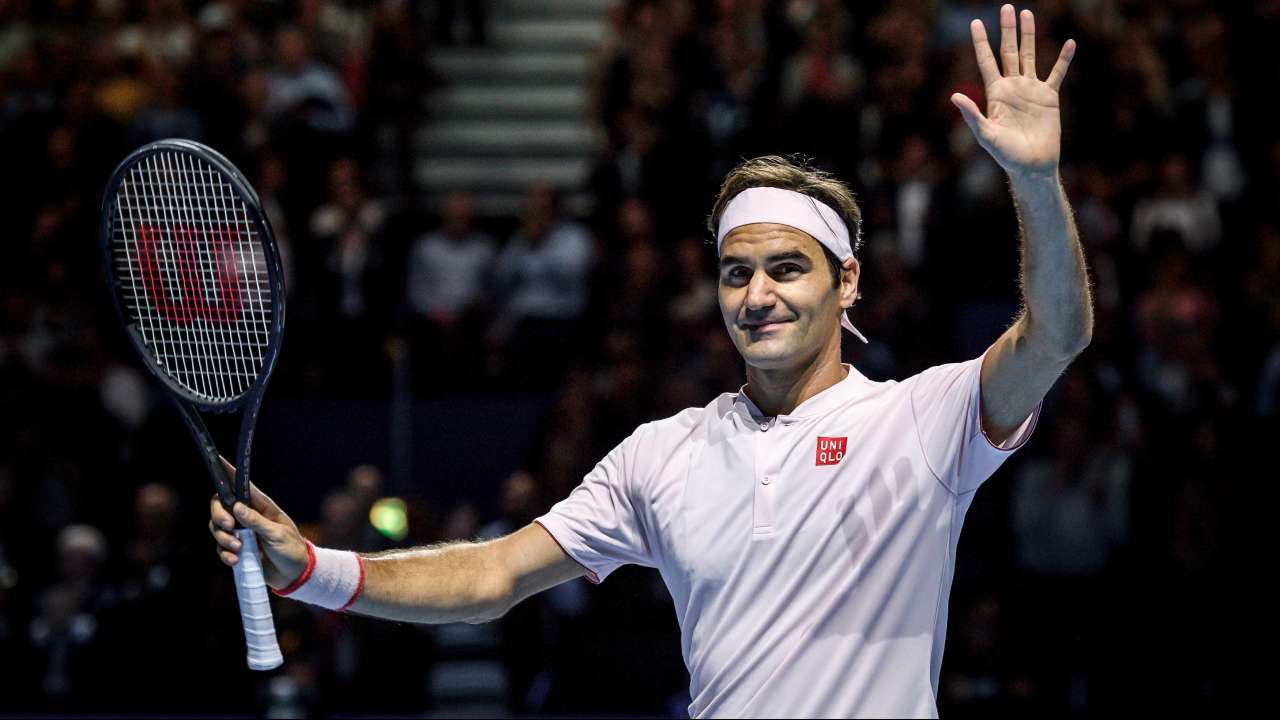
[338,554,366,612]
[273,541,316,597]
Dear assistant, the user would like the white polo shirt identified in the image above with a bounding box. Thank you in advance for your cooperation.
[535,350,1039,718]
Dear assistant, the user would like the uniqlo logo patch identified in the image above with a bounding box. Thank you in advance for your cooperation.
[816,436,847,466]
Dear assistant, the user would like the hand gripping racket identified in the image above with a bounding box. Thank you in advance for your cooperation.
[100,139,285,670]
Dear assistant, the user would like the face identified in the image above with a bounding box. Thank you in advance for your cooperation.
[717,223,858,371]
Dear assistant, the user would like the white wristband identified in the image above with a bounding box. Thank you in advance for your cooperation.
[272,541,365,611]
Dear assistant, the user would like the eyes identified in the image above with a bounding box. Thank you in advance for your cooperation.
[721,263,806,285]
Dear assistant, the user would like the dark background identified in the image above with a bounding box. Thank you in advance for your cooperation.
[1,0,1272,716]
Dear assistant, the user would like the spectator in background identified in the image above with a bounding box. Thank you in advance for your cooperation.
[345,464,396,552]
[266,25,354,216]
[310,157,391,389]
[480,470,588,715]
[313,157,389,320]
[1130,153,1222,255]
[598,197,669,353]
[888,134,942,271]
[129,58,202,145]
[117,483,204,709]
[312,486,432,713]
[667,234,718,344]
[488,184,595,390]
[1174,10,1248,206]
[1134,234,1225,419]
[254,155,295,294]
[29,525,117,710]
[406,190,495,390]
[1010,414,1131,713]
[435,0,488,47]
[700,15,764,182]
[134,0,196,70]
[266,25,353,135]
[780,17,863,168]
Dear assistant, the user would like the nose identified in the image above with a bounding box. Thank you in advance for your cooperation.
[744,269,777,312]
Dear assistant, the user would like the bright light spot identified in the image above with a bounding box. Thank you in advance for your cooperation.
[369,497,409,541]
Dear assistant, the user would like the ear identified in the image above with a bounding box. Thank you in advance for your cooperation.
[839,256,860,310]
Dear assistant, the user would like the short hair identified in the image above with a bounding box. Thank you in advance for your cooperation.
[708,155,863,291]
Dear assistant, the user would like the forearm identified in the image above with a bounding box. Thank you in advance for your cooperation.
[1009,171,1093,357]
[347,539,514,624]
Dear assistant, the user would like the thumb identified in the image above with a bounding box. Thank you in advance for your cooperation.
[950,92,988,141]
[233,501,283,544]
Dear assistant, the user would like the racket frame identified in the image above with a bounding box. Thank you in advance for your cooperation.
[99,138,287,508]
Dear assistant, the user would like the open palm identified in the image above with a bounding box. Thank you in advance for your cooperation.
[951,4,1076,181]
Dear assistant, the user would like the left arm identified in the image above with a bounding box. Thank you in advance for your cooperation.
[982,173,1092,443]
[950,4,1093,444]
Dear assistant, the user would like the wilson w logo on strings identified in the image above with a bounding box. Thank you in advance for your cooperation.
[131,223,249,325]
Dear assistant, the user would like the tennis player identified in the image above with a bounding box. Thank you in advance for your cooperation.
[210,5,1088,716]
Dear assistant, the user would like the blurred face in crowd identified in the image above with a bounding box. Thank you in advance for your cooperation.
[442,190,474,237]
[522,184,556,241]
[718,224,858,373]
[135,483,177,536]
[329,158,363,210]
[276,27,311,71]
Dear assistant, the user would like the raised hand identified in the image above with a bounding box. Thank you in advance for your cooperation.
[950,4,1076,182]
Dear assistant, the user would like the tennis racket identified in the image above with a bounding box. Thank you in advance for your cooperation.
[99,139,286,671]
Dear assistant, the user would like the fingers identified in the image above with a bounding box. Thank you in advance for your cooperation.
[209,503,242,567]
[999,4,1019,77]
[209,519,242,551]
[1045,38,1076,92]
[210,493,235,530]
[1020,9,1037,79]
[970,19,1000,88]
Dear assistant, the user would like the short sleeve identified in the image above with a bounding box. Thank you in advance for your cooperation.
[908,349,1041,495]
[534,428,653,584]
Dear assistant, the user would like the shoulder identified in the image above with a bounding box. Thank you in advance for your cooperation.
[900,356,982,391]
[631,403,710,446]
[624,393,739,455]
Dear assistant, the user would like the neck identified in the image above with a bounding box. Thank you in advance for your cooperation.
[743,336,847,417]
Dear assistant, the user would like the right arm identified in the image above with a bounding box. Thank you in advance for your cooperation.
[350,524,586,623]
[209,462,586,625]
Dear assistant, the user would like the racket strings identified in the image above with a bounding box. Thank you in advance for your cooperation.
[111,150,274,403]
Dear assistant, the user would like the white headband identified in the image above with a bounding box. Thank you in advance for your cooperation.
[716,187,867,343]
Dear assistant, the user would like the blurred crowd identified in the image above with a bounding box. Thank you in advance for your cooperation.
[1,0,1274,715]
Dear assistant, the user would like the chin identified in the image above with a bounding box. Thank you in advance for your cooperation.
[737,338,802,369]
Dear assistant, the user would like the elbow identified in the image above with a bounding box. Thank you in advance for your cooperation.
[1064,321,1092,358]
[1025,310,1092,361]
[466,573,516,624]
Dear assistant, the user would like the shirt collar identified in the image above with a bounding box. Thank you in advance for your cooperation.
[733,363,871,425]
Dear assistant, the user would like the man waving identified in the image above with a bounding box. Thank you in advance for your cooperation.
[210,5,1089,717]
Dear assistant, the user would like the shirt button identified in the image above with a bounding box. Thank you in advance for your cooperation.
[762,475,771,485]
[759,422,769,431]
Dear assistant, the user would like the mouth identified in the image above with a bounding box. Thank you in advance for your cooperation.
[741,319,793,333]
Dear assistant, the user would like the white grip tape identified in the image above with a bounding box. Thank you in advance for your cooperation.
[232,528,284,671]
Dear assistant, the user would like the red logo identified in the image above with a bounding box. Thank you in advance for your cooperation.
[816,436,847,466]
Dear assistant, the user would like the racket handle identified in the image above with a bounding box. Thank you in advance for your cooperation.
[232,528,284,671]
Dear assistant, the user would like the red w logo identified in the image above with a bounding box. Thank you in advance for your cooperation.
[135,223,243,324]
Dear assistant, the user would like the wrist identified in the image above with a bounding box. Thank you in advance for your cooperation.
[1008,167,1061,194]
[272,541,365,611]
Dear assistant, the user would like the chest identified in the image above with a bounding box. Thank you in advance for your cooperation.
[659,412,936,589]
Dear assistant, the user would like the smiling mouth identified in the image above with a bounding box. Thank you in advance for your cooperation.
[742,320,792,333]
